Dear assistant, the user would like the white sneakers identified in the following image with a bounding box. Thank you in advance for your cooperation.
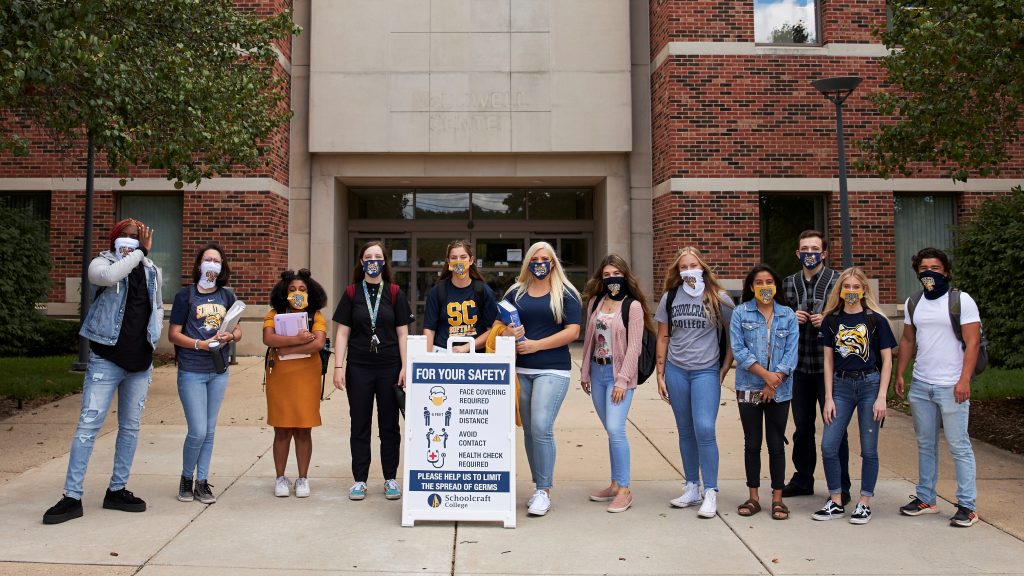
[669,482,704,508]
[274,476,290,497]
[697,489,718,518]
[527,489,551,516]
[294,477,311,498]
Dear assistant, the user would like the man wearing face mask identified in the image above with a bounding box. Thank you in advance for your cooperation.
[44,218,163,524]
[896,248,982,528]
[780,230,848,504]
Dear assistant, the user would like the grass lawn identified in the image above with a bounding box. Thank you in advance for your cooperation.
[891,361,1024,401]
[0,355,83,400]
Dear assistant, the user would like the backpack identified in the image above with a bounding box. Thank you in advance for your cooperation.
[824,309,884,371]
[590,296,657,385]
[906,288,988,375]
[665,287,733,368]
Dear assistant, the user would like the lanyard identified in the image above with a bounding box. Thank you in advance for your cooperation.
[362,280,384,334]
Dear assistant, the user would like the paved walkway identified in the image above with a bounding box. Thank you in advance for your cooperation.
[2,347,1024,575]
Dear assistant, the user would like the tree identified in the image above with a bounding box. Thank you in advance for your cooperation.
[0,202,51,356]
[863,1,1024,181]
[0,0,298,185]
[770,21,811,44]
[953,186,1024,369]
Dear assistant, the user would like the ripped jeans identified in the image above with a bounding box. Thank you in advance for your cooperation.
[63,352,152,499]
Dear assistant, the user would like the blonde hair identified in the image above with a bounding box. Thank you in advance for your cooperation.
[822,267,884,317]
[661,246,729,327]
[506,242,581,324]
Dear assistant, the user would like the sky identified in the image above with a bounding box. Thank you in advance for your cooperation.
[754,0,818,43]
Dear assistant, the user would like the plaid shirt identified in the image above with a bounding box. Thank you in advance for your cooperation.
[782,266,838,374]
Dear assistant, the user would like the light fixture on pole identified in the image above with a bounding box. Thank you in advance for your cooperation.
[812,75,862,269]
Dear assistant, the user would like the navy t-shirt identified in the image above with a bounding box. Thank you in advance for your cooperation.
[423,279,498,349]
[820,310,897,372]
[503,288,582,371]
[170,286,235,373]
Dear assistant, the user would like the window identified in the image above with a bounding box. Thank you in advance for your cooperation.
[759,193,826,279]
[119,194,183,302]
[755,0,819,44]
[348,188,593,221]
[0,191,50,230]
[894,194,954,302]
[349,189,413,219]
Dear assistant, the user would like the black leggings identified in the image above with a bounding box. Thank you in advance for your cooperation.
[345,362,402,482]
[738,400,791,490]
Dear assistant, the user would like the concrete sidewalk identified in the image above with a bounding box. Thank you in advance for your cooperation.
[1,348,1023,575]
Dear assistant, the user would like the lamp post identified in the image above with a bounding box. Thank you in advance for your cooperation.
[812,76,862,269]
[72,132,95,372]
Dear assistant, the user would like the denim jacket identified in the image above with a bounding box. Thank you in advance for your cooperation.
[79,250,164,349]
[730,299,799,402]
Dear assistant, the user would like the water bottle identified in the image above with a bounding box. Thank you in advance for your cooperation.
[208,340,227,374]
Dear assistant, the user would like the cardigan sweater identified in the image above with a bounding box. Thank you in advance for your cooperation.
[580,297,645,389]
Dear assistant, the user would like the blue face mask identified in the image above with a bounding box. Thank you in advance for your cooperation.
[918,270,949,299]
[363,259,384,278]
[798,251,822,270]
[529,261,551,280]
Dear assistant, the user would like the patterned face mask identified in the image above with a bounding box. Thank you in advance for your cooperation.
[603,277,626,300]
[363,259,385,278]
[114,237,139,260]
[798,251,822,270]
[529,261,551,280]
[918,270,949,300]
[198,261,221,290]
[448,259,471,279]
[288,291,309,310]
[756,284,776,304]
[840,288,863,306]
[679,269,705,297]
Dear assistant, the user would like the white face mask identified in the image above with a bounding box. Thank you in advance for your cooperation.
[113,238,139,260]
[679,269,705,297]
[198,261,222,290]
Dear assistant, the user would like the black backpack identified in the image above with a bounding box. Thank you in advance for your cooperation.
[824,309,884,371]
[590,296,657,385]
[906,288,988,375]
[664,287,733,368]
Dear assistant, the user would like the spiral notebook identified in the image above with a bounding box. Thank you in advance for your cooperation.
[274,312,311,360]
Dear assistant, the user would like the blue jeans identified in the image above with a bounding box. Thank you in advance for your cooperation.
[909,378,977,510]
[822,372,881,497]
[64,353,152,499]
[589,362,634,487]
[664,362,721,490]
[518,372,570,490]
[177,369,229,480]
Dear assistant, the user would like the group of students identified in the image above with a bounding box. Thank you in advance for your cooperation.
[41,219,982,531]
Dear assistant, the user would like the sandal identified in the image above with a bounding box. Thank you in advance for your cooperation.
[771,501,790,520]
[737,499,761,516]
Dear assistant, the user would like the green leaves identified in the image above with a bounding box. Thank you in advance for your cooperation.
[0,201,51,356]
[862,0,1024,181]
[953,187,1024,368]
[0,0,299,185]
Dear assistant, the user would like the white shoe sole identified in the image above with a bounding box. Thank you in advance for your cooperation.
[849,516,870,524]
[697,509,717,518]
[349,493,366,501]
[670,497,702,508]
[275,491,289,498]
[812,513,843,521]
[296,491,310,498]
[385,493,401,500]
[527,507,549,516]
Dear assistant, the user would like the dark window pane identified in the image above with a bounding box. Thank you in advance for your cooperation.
[416,238,452,269]
[759,194,825,279]
[416,192,470,220]
[755,0,818,44]
[349,189,413,219]
[528,189,592,220]
[475,238,524,269]
[559,238,589,268]
[565,271,589,297]
[472,190,526,219]
[120,194,182,302]
[0,192,50,229]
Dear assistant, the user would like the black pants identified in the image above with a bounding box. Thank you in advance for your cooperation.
[738,399,791,490]
[790,370,850,491]
[345,362,402,482]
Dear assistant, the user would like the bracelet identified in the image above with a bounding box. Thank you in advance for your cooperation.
[194,339,200,350]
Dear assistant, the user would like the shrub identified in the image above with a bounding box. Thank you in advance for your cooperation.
[0,203,51,356]
[954,186,1024,369]
[24,318,79,357]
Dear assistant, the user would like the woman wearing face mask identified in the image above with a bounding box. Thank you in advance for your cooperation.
[262,269,328,498]
[501,242,582,517]
[167,242,242,504]
[813,268,895,524]
[654,247,734,518]
[333,241,414,501]
[422,239,498,353]
[730,264,798,520]
[580,255,655,513]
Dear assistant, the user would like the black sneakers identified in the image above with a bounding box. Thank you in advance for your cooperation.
[899,495,939,516]
[780,483,814,498]
[103,488,147,512]
[43,495,83,525]
[950,505,979,527]
[178,476,194,502]
[849,503,872,524]
[811,498,845,521]
[194,480,216,504]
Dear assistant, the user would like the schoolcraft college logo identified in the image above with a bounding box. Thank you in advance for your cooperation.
[427,493,442,508]
[681,275,696,290]
[921,276,936,291]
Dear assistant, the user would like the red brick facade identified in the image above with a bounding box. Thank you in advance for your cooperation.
[650,0,1024,302]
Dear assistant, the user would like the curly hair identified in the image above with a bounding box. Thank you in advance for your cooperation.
[270,268,327,313]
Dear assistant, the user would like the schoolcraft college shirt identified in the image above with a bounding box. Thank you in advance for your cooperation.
[423,280,498,349]
[503,289,582,374]
[905,291,980,386]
